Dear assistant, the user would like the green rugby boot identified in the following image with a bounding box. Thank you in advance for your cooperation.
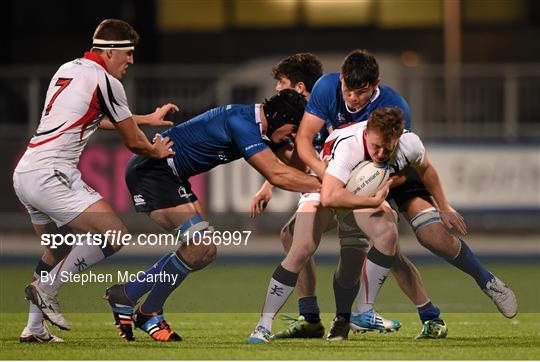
[415,319,448,339]
[271,315,324,339]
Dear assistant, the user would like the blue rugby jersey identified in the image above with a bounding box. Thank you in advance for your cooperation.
[306,72,411,132]
[163,104,268,178]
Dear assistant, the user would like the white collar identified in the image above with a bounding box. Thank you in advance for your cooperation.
[255,104,271,142]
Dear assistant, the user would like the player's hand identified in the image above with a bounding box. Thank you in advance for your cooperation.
[389,174,407,188]
[440,206,467,236]
[151,134,176,159]
[147,103,179,127]
[372,179,393,206]
[313,159,328,181]
[250,184,273,218]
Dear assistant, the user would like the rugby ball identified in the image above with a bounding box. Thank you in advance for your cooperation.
[345,161,390,196]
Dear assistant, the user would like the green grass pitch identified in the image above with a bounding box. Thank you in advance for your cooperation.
[1,263,539,360]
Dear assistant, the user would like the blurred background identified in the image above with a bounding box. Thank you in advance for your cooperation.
[1,0,539,264]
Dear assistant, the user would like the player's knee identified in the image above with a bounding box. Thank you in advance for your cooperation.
[192,244,216,269]
[410,208,442,234]
[280,224,293,250]
[177,243,216,270]
[174,214,217,269]
[416,227,458,258]
[201,244,217,267]
[288,242,316,267]
[375,225,398,254]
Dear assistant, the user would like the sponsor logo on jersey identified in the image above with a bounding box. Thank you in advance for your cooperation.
[244,143,264,152]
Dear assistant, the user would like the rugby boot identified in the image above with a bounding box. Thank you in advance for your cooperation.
[415,319,448,339]
[483,276,518,318]
[349,309,401,333]
[134,309,182,342]
[20,323,64,343]
[104,284,136,341]
[25,282,71,330]
[271,315,324,339]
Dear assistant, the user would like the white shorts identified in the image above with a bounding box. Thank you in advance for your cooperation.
[13,168,103,227]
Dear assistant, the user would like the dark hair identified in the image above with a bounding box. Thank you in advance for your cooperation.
[272,53,323,92]
[263,89,307,137]
[366,107,405,141]
[341,49,379,90]
[93,19,139,44]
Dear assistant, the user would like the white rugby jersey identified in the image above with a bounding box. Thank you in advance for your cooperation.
[15,52,132,172]
[322,121,425,184]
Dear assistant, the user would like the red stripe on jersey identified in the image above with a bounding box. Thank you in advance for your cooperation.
[83,52,108,71]
[58,88,101,139]
[322,137,337,159]
[362,129,372,161]
[28,88,102,147]
[28,133,63,148]
[337,122,357,129]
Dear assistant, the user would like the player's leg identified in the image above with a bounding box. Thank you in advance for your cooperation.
[105,155,207,341]
[271,210,326,339]
[107,200,214,342]
[20,222,71,343]
[25,198,126,330]
[390,245,447,339]
[326,216,367,340]
[32,198,126,293]
[328,238,443,340]
[348,204,402,333]
[16,168,122,330]
[404,195,517,318]
[248,201,332,343]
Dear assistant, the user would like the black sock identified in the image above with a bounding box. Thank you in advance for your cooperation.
[333,273,360,322]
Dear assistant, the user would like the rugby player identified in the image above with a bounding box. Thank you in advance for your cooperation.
[14,19,178,342]
[250,53,328,338]
[295,49,517,339]
[251,53,438,340]
[319,108,464,336]
[103,90,321,342]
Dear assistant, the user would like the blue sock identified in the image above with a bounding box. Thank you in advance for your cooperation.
[298,296,320,323]
[418,301,441,323]
[448,239,493,288]
[140,253,191,314]
[125,253,180,303]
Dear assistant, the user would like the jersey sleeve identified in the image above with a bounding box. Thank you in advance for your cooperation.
[400,132,425,166]
[305,74,336,126]
[96,73,132,123]
[228,115,269,160]
[325,137,364,184]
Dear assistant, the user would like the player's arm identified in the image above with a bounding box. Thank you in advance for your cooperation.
[100,103,178,130]
[296,112,327,179]
[247,149,320,193]
[249,143,307,217]
[414,153,467,235]
[320,173,391,209]
[250,181,273,217]
[113,118,176,159]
